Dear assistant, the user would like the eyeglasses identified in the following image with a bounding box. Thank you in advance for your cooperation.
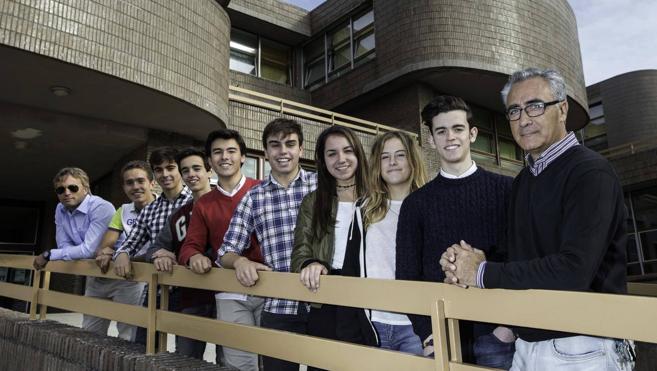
[505,100,563,121]
[55,184,80,195]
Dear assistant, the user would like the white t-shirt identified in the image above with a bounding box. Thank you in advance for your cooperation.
[331,201,355,269]
[366,200,412,325]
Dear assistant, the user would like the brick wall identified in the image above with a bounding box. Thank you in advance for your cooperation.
[0,0,231,125]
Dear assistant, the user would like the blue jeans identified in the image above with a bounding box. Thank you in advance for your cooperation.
[510,336,635,371]
[372,321,423,355]
[474,333,515,370]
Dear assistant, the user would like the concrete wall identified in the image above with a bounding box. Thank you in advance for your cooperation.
[310,0,587,116]
[0,0,231,125]
[595,70,657,147]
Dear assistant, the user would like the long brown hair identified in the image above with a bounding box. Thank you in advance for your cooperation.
[311,126,369,240]
[363,131,427,227]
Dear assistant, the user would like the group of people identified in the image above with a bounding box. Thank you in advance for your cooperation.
[32,67,634,371]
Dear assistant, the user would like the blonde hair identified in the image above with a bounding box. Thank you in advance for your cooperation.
[363,131,427,227]
[52,167,90,192]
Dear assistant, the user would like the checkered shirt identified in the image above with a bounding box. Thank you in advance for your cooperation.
[219,169,317,315]
[115,187,192,257]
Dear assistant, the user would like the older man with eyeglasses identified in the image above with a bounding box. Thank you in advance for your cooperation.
[34,167,115,271]
[440,68,634,370]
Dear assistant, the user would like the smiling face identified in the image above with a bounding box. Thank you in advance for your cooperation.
[264,132,303,180]
[506,77,568,159]
[209,137,245,182]
[429,110,477,168]
[324,134,358,186]
[122,168,155,208]
[152,160,182,192]
[55,175,88,210]
[179,155,211,194]
[380,137,412,188]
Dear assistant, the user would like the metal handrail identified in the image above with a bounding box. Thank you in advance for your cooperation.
[228,85,418,140]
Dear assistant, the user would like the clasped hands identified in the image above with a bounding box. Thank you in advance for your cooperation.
[439,240,486,288]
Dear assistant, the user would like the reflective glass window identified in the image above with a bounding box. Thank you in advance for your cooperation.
[261,39,291,84]
[230,29,257,76]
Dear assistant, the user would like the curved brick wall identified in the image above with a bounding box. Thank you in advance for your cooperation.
[598,70,657,147]
[0,0,230,125]
[312,0,586,116]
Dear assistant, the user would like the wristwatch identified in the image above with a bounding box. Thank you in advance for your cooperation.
[42,250,51,261]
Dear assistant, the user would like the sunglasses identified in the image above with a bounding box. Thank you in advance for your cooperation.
[55,184,80,195]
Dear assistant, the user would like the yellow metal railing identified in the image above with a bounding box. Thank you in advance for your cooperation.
[1,254,657,371]
[598,135,657,159]
[228,85,418,140]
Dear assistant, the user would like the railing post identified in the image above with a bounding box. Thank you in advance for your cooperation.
[158,283,170,353]
[146,273,159,354]
[430,300,450,371]
[29,268,41,320]
[447,319,462,362]
[39,271,51,320]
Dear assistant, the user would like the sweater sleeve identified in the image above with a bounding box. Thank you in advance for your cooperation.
[145,214,174,262]
[484,168,623,290]
[395,194,432,341]
[178,202,208,265]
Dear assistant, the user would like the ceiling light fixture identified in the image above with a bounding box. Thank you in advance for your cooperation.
[11,128,42,140]
[50,86,71,97]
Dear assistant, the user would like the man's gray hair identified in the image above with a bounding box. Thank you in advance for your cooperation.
[500,68,567,105]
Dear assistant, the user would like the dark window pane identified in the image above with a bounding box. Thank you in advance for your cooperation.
[0,206,39,244]
[627,234,640,263]
[304,38,325,87]
[495,114,512,136]
[499,138,522,160]
[640,230,657,261]
[632,187,657,231]
[354,32,375,59]
[472,132,493,154]
[471,105,492,129]
[589,103,604,119]
[261,39,290,84]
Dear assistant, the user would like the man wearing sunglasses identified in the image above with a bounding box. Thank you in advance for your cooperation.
[33,167,115,271]
[441,68,633,370]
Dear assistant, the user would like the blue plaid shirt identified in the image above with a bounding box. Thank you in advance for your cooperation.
[219,169,317,315]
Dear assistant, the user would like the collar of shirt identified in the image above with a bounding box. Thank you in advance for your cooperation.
[64,193,91,215]
[440,161,478,179]
[526,132,579,176]
[162,186,192,203]
[264,167,308,188]
[216,175,246,197]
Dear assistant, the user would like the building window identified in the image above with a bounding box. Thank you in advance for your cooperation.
[467,105,524,172]
[625,186,657,278]
[304,8,375,89]
[580,102,608,151]
[229,28,292,85]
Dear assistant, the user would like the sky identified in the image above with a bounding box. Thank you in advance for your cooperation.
[283,0,657,86]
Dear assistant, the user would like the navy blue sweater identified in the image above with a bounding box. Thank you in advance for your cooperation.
[396,168,513,342]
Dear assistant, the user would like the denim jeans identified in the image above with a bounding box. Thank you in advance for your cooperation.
[473,332,515,370]
[372,321,423,356]
[510,336,635,371]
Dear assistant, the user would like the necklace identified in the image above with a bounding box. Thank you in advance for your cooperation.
[336,183,355,189]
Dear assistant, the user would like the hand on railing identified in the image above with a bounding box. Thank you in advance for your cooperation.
[114,252,134,280]
[233,256,271,287]
[152,249,177,273]
[300,262,328,293]
[32,252,49,271]
[188,254,211,274]
[440,240,485,288]
[95,247,115,274]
